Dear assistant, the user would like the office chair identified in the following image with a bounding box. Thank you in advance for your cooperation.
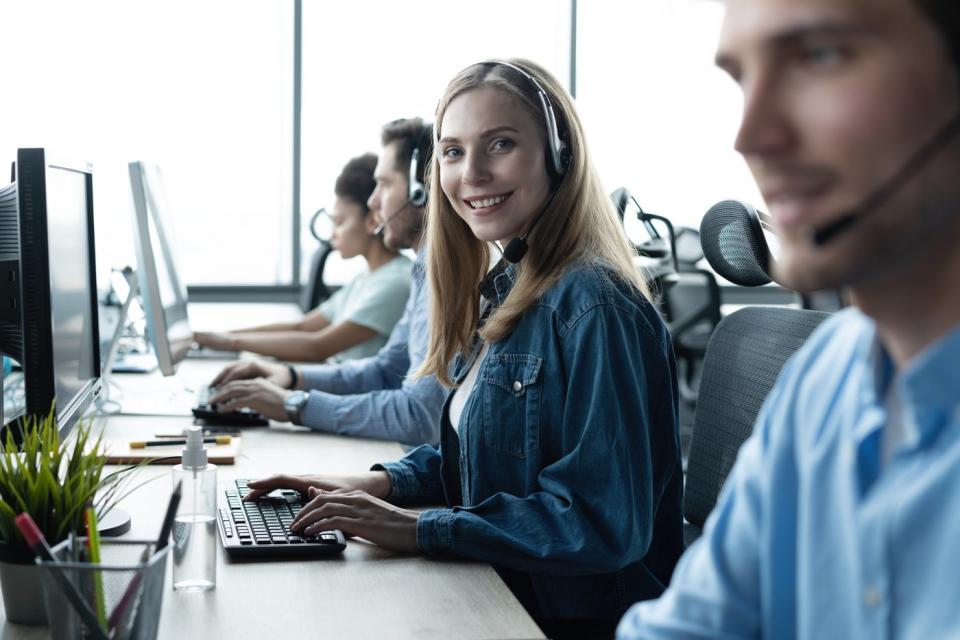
[659,227,722,404]
[611,189,720,403]
[300,208,335,312]
[680,207,837,547]
[301,242,334,312]
[682,306,829,546]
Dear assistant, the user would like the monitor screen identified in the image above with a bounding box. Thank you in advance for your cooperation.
[129,162,192,376]
[0,149,102,438]
[46,166,99,419]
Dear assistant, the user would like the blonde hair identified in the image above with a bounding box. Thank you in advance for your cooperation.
[418,59,649,387]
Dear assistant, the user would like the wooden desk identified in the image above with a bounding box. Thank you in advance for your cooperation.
[1,357,545,639]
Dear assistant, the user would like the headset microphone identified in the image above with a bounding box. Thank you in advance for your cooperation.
[812,110,960,246]
[373,202,407,237]
[503,188,561,263]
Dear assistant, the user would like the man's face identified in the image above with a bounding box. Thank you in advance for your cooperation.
[717,0,960,292]
[367,141,423,251]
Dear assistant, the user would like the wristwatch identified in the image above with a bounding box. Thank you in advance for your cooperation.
[283,390,310,425]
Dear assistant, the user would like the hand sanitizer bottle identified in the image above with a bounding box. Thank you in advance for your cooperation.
[172,426,217,591]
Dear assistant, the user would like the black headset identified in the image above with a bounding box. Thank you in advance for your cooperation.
[482,60,571,184]
[475,60,572,261]
[407,123,432,208]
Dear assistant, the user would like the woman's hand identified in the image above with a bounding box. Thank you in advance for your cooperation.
[192,331,237,352]
[244,471,392,501]
[291,487,419,554]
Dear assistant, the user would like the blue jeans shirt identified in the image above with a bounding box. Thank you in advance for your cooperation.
[299,249,445,446]
[377,259,685,622]
[618,310,960,639]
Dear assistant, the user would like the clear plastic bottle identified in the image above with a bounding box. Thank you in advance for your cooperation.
[171,426,217,591]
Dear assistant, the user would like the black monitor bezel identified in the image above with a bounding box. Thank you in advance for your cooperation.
[9,148,102,438]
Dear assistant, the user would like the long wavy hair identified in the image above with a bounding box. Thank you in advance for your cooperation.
[417,59,649,387]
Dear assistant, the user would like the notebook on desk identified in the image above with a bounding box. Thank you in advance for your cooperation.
[103,437,241,465]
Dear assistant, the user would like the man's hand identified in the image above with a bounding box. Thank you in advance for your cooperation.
[208,378,289,421]
[210,359,293,388]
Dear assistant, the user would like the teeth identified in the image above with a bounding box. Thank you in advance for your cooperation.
[469,195,507,209]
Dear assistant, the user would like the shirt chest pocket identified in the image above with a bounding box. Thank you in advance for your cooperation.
[479,353,543,459]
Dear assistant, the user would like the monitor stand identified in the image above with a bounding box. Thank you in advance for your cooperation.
[98,508,132,537]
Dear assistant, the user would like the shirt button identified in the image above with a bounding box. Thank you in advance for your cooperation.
[863,587,883,608]
[513,381,522,392]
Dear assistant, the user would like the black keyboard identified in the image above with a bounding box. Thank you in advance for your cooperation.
[217,479,347,557]
[192,387,269,427]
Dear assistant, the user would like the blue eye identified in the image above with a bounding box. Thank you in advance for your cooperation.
[443,147,463,160]
[491,138,514,151]
[801,44,847,66]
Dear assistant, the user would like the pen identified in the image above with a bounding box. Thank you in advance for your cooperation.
[130,435,232,448]
[15,513,109,640]
[84,506,107,630]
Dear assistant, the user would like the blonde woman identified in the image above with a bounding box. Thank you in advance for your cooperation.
[245,60,684,639]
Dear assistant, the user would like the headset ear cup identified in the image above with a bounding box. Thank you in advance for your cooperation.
[559,144,571,173]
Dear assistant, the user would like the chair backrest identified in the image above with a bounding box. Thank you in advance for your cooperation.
[683,306,830,531]
[300,243,334,312]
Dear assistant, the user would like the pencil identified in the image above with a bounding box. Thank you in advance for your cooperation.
[129,435,232,448]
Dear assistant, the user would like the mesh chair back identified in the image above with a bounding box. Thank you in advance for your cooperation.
[683,306,830,530]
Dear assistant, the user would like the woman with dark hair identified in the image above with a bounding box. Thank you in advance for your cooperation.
[194,153,412,362]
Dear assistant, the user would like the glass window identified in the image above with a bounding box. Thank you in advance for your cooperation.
[300,0,572,285]
[576,0,763,239]
[0,0,294,286]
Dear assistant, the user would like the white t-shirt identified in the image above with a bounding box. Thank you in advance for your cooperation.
[317,255,412,362]
[449,342,490,434]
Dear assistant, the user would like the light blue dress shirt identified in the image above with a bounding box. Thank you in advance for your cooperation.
[618,308,960,640]
[298,250,445,446]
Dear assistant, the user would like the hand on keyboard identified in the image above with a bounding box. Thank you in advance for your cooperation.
[291,486,419,554]
[244,472,392,502]
[207,378,289,422]
[211,358,293,388]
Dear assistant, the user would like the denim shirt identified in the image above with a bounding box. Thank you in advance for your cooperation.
[299,249,445,446]
[376,258,685,622]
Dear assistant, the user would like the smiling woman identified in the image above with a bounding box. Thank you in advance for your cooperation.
[241,58,686,640]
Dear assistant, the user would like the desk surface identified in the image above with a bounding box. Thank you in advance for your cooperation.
[1,356,544,639]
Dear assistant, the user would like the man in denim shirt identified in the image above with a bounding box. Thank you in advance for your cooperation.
[619,0,960,637]
[210,118,445,447]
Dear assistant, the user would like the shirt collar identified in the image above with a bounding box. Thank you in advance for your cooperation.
[860,318,960,446]
[478,258,518,306]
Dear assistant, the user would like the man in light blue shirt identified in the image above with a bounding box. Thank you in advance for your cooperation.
[210,118,445,447]
[619,0,960,637]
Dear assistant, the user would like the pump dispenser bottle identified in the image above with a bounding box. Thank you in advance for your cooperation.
[172,426,217,591]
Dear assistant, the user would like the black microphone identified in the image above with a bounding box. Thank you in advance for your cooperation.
[373,202,409,237]
[503,188,562,264]
[812,110,960,246]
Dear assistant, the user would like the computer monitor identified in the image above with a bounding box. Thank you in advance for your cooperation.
[128,161,193,376]
[0,148,103,439]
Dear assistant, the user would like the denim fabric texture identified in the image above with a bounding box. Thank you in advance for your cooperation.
[618,310,960,639]
[299,249,445,446]
[377,257,685,622]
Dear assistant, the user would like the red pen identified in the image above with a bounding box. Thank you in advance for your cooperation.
[14,513,109,640]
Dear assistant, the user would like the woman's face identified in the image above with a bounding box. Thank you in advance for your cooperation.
[438,86,551,245]
[329,196,375,259]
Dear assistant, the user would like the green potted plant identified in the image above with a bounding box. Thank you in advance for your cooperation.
[0,410,139,625]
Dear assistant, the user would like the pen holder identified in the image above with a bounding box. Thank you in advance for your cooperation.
[37,538,169,640]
